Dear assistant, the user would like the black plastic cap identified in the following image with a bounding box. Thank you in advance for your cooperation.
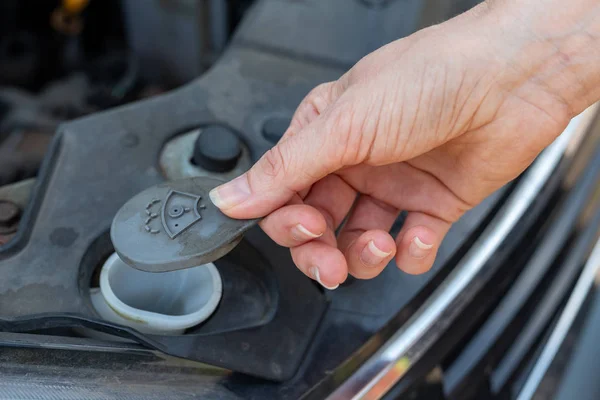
[192,125,242,173]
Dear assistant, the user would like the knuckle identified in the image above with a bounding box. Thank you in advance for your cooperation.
[305,82,338,114]
[260,145,288,179]
[311,82,333,96]
[441,197,472,223]
[447,203,469,223]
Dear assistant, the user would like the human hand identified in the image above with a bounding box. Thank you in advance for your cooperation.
[209,0,600,289]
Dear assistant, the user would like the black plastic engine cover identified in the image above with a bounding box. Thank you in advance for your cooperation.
[0,0,493,393]
[0,45,347,380]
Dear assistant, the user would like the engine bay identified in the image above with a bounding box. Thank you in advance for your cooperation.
[0,1,503,398]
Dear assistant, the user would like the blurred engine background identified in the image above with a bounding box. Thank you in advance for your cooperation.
[0,0,256,185]
[0,0,257,244]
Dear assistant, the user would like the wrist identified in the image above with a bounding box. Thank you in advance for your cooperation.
[483,0,600,116]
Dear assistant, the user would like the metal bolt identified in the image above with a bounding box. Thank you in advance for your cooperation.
[0,200,20,229]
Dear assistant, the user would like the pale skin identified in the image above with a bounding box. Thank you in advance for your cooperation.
[209,0,600,289]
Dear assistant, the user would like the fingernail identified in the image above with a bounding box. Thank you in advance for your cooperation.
[309,266,338,290]
[360,240,392,267]
[209,174,251,210]
[291,224,323,241]
[409,236,433,259]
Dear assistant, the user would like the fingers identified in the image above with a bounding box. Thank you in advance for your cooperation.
[394,211,452,275]
[302,174,357,231]
[337,195,399,279]
[337,163,471,223]
[209,115,346,219]
[343,230,397,279]
[259,175,356,248]
[259,204,327,248]
[290,241,348,290]
[253,175,356,290]
[209,81,348,220]
[332,163,471,276]
[287,175,357,289]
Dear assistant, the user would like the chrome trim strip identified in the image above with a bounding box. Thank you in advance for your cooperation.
[328,103,600,400]
[516,237,600,400]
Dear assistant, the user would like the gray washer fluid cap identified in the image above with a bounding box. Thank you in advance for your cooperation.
[111,177,259,272]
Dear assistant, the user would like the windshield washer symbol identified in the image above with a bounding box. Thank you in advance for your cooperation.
[160,190,206,239]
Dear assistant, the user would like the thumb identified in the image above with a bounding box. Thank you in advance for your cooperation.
[209,111,347,219]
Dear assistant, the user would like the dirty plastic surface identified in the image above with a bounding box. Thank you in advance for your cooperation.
[111,177,259,272]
